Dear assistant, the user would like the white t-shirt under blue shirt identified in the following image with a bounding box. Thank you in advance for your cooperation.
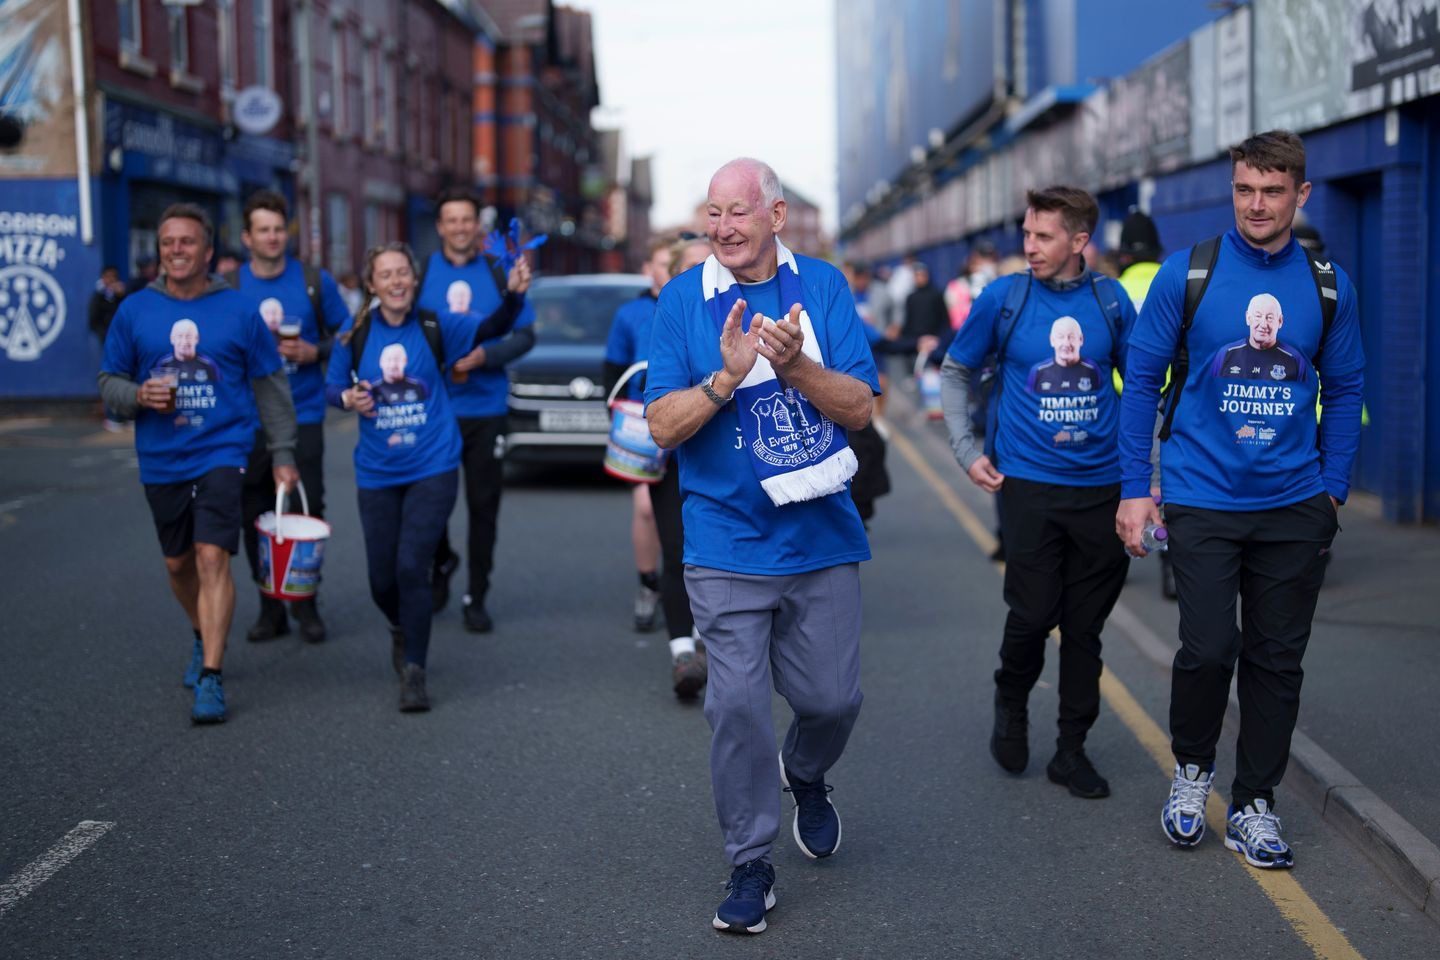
[644,255,881,576]
[101,283,282,484]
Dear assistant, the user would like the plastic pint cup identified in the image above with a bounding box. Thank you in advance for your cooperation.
[151,366,179,413]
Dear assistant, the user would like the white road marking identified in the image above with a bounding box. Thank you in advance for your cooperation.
[0,821,115,919]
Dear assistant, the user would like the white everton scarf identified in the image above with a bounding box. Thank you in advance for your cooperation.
[702,240,858,506]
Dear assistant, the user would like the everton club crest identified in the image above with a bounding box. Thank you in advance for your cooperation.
[748,388,834,468]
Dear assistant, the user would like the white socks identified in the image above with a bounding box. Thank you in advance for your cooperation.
[668,636,696,659]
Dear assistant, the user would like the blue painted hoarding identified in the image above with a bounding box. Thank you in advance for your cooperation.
[0,179,103,397]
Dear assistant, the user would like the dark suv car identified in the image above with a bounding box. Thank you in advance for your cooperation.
[503,273,650,464]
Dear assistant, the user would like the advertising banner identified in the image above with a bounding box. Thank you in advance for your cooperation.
[1216,6,1253,148]
[0,179,103,396]
[1347,0,1440,108]
[0,0,79,178]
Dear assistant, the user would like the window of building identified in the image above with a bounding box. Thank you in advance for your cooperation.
[118,0,142,55]
[254,0,274,88]
[330,21,345,137]
[364,203,383,251]
[327,193,352,275]
[168,7,189,74]
[361,42,376,144]
[347,40,363,141]
[439,89,451,170]
[384,56,398,153]
[219,0,236,94]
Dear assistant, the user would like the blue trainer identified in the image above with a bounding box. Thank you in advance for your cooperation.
[780,754,841,859]
[1224,799,1293,869]
[1161,762,1214,847]
[712,859,775,934]
[191,673,227,724]
[183,636,203,689]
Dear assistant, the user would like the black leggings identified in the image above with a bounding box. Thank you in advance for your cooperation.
[650,463,693,639]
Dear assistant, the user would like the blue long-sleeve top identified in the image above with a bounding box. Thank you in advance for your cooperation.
[1118,229,1365,509]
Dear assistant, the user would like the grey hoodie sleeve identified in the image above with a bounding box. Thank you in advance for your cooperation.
[252,370,298,468]
[941,354,983,472]
[97,371,141,419]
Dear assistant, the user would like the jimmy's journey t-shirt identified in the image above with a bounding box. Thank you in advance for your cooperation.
[102,284,282,484]
[1123,229,1364,510]
[234,259,352,424]
[644,255,880,576]
[327,310,481,489]
[417,251,536,418]
[947,272,1136,487]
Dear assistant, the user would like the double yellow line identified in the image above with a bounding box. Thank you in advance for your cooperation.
[887,427,1364,960]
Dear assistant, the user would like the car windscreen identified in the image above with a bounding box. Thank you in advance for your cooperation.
[528,283,649,343]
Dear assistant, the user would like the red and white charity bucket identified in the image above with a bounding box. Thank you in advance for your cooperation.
[603,361,669,484]
[255,482,331,601]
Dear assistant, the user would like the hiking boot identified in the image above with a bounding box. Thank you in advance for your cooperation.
[246,595,289,642]
[290,598,327,643]
[431,548,460,613]
[712,859,775,934]
[780,755,841,859]
[183,634,203,689]
[671,649,707,699]
[399,663,430,712]
[191,673,227,724]
[634,584,659,632]
[990,693,1029,773]
[463,599,493,634]
[1046,748,1111,799]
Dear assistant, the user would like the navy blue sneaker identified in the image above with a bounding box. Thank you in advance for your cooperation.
[1224,800,1293,869]
[191,673,226,724]
[183,635,203,689]
[1161,762,1214,847]
[712,859,775,934]
[780,754,841,859]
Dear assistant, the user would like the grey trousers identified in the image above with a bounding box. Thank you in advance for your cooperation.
[685,563,864,866]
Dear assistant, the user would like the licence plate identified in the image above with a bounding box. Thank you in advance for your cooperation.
[539,409,611,432]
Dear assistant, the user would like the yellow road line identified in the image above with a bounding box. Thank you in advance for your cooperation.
[888,427,1364,960]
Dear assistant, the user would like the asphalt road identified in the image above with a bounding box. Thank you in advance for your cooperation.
[1,412,1437,959]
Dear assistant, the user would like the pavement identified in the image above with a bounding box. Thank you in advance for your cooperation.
[891,387,1440,923]
[1,408,1437,959]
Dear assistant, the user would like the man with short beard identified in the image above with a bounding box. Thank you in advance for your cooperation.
[416,187,537,632]
[1117,130,1365,869]
[232,190,352,644]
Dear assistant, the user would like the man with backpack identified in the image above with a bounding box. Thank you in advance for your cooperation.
[1117,131,1364,869]
[232,190,353,644]
[416,188,537,633]
[941,185,1137,800]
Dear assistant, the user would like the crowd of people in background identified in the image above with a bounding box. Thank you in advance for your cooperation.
[91,128,1362,935]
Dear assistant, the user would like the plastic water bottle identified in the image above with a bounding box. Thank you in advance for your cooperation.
[1141,522,1169,554]
[919,367,943,420]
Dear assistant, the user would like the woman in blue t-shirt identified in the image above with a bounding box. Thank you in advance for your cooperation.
[327,242,529,711]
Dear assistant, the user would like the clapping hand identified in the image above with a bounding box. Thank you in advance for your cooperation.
[754,303,807,376]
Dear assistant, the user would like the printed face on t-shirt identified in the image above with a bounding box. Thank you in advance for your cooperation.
[446,281,473,314]
[380,343,408,383]
[170,320,199,361]
[259,297,284,332]
[1050,316,1084,366]
[1246,293,1282,350]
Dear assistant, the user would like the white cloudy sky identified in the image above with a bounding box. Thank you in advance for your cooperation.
[577,0,837,231]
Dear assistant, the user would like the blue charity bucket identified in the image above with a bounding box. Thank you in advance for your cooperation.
[603,361,669,484]
[255,481,331,601]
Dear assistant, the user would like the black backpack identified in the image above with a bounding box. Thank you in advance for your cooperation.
[981,271,1127,459]
[1157,237,1338,441]
[346,306,446,381]
[223,263,327,331]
